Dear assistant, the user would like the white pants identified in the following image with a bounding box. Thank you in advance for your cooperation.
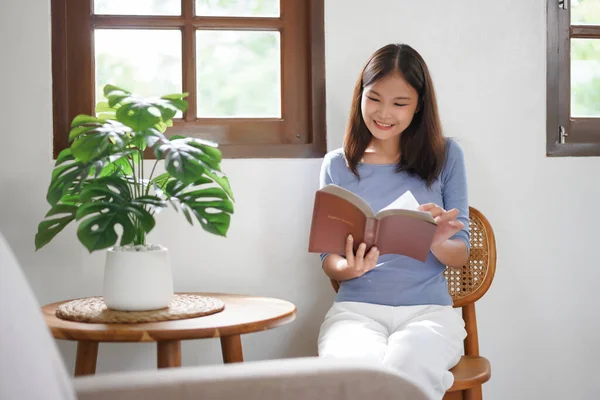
[318,301,466,400]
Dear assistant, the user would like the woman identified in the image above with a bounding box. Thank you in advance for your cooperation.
[317,43,469,400]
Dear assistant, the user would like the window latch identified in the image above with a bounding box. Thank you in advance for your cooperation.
[559,125,568,144]
[558,0,568,10]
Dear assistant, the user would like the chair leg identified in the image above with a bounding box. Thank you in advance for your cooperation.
[464,386,483,400]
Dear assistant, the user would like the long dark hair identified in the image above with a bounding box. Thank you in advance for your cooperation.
[343,43,446,187]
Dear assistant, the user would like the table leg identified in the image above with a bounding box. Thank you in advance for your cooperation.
[220,334,243,363]
[157,340,181,368]
[74,341,98,376]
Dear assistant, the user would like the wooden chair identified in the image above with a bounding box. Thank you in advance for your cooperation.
[328,206,496,400]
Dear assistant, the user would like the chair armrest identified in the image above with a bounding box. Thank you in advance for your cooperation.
[74,357,428,400]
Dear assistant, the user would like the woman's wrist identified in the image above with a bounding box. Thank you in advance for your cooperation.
[323,254,356,281]
[430,239,468,268]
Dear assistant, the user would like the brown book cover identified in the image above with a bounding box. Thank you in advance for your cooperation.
[308,185,437,262]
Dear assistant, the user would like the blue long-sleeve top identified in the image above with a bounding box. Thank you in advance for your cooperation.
[319,139,470,306]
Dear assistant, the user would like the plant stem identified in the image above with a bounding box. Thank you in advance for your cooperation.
[127,154,137,198]
[147,159,160,196]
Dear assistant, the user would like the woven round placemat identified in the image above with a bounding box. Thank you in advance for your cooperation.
[55,294,225,324]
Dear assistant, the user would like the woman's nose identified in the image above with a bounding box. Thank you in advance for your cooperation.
[377,104,390,118]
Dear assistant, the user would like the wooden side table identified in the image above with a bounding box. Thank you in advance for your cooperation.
[42,292,296,376]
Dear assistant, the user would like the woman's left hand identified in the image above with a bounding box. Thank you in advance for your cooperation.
[418,203,464,248]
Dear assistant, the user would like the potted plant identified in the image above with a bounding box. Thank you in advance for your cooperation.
[35,85,234,311]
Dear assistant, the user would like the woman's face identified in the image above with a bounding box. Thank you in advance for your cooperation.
[360,72,420,143]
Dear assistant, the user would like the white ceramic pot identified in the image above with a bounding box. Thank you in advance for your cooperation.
[102,246,173,311]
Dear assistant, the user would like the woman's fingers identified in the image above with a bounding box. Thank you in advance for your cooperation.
[448,220,464,230]
[436,208,459,223]
[356,242,367,259]
[345,235,379,275]
[366,246,379,260]
[366,246,379,270]
[345,234,355,265]
[419,203,445,218]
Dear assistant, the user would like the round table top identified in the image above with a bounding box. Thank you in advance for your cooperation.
[42,292,296,342]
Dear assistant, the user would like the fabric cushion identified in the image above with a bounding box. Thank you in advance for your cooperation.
[0,232,76,400]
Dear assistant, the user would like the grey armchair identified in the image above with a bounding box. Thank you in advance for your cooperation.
[0,233,428,400]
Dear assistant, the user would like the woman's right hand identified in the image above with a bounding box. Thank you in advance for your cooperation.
[344,234,379,279]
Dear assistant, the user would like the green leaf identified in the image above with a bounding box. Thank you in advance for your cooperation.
[96,101,116,114]
[194,209,231,237]
[124,205,155,233]
[116,101,162,131]
[203,169,234,201]
[34,204,78,250]
[71,114,101,128]
[55,148,73,165]
[47,157,92,206]
[181,203,194,225]
[154,138,225,185]
[75,197,155,252]
[104,84,130,97]
[155,144,205,185]
[71,132,110,161]
[69,125,99,141]
[149,172,171,191]
[104,85,131,108]
[132,196,167,209]
[165,183,234,237]
[79,176,132,203]
[110,93,187,131]
[161,93,189,100]
[138,128,166,149]
[76,205,135,252]
[73,177,159,251]
[70,120,132,163]
[184,139,222,170]
[97,151,134,177]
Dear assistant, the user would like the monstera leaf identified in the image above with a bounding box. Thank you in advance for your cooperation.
[46,149,101,206]
[34,204,78,250]
[69,116,132,163]
[75,177,166,252]
[104,85,188,132]
[162,178,233,237]
[154,137,233,199]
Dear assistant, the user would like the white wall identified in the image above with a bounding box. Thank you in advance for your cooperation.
[1,0,599,399]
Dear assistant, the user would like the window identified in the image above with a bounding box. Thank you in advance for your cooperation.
[547,0,600,156]
[51,0,326,159]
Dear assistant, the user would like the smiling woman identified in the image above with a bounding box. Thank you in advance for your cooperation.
[361,73,419,148]
[316,43,470,400]
[344,44,446,187]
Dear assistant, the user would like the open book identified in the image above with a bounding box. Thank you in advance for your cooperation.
[308,184,437,262]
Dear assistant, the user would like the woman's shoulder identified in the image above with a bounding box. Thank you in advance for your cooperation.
[439,137,467,184]
[322,147,347,167]
[444,137,465,164]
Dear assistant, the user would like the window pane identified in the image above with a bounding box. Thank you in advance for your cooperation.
[571,0,600,25]
[571,39,600,117]
[95,30,182,113]
[94,0,180,15]
[196,30,281,118]
[195,0,279,17]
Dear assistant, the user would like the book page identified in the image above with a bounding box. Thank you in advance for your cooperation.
[379,190,420,212]
[319,184,374,217]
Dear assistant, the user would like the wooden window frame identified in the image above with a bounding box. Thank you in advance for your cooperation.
[547,0,600,156]
[51,0,326,159]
